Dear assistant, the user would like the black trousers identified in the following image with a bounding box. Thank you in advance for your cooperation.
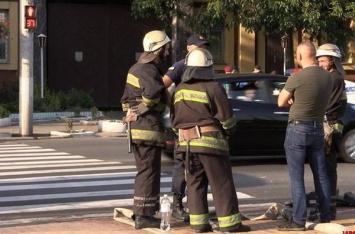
[185,152,239,217]
[325,132,341,200]
[132,144,161,216]
[171,152,186,196]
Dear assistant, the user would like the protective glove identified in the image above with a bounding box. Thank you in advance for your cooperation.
[131,103,150,116]
[122,109,137,123]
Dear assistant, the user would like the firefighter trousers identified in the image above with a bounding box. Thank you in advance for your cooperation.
[171,151,187,196]
[325,131,341,214]
[185,152,241,227]
[325,132,341,196]
[132,144,161,216]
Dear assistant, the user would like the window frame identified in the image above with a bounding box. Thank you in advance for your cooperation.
[0,9,10,63]
[0,2,19,71]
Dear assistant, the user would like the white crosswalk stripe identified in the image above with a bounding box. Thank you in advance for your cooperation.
[0,143,254,222]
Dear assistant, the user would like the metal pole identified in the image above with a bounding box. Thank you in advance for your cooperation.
[19,1,34,136]
[281,34,288,76]
[284,47,286,76]
[37,34,46,98]
[40,46,44,98]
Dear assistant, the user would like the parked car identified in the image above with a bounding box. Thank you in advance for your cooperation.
[164,73,355,163]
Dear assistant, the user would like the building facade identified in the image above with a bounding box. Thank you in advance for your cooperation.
[1,0,354,109]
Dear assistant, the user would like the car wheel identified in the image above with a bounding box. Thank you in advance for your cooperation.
[340,129,355,163]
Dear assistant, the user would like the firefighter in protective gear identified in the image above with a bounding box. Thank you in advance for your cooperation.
[170,48,251,233]
[308,43,348,221]
[163,34,210,222]
[120,30,170,229]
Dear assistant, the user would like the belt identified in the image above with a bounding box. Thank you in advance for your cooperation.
[199,125,220,133]
[290,120,323,126]
[178,125,219,142]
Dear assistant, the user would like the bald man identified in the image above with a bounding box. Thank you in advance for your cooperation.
[277,41,332,231]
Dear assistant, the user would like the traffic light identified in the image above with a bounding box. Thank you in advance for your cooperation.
[25,5,37,29]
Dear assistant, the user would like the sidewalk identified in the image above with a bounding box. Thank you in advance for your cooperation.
[0,119,125,140]
[1,206,354,234]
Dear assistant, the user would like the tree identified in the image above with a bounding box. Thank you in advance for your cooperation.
[131,0,355,44]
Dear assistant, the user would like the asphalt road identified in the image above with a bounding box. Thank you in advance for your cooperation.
[1,137,354,227]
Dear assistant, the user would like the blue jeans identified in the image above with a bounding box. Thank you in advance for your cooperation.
[284,122,331,225]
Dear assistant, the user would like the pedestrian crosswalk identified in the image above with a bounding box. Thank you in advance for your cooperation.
[0,143,254,225]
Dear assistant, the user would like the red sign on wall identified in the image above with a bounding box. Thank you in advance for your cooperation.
[25,5,37,29]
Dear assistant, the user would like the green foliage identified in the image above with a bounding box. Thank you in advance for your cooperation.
[33,85,62,112]
[0,80,19,113]
[0,82,96,113]
[131,0,189,31]
[131,0,355,43]
[91,106,99,120]
[0,105,10,118]
[65,118,73,132]
[65,88,95,111]
[33,86,95,112]
[72,106,82,117]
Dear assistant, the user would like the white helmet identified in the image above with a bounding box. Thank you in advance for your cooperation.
[143,30,171,53]
[316,43,342,59]
[186,48,213,67]
[316,43,346,75]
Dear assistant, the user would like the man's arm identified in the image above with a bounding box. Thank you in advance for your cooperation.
[163,74,173,88]
[278,89,293,107]
[163,74,174,107]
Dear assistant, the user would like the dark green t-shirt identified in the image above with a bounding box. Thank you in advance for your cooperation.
[284,66,332,123]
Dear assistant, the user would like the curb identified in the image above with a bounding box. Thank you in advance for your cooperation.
[50,130,96,138]
[0,133,128,141]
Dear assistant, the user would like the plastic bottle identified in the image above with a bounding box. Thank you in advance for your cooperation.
[160,194,171,231]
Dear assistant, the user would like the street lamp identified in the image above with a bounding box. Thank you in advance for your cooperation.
[281,34,289,76]
[37,34,46,98]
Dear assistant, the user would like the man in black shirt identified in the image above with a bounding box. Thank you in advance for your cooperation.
[308,43,348,221]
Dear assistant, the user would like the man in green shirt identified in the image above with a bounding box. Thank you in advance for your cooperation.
[277,41,332,231]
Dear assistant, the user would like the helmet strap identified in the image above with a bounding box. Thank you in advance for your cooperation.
[327,58,335,71]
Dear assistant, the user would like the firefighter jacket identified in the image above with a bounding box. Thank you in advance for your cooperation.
[121,62,167,147]
[326,69,347,122]
[171,79,237,156]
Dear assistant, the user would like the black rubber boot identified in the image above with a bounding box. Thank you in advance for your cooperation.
[171,194,190,222]
[192,224,213,233]
[134,215,160,229]
[330,204,337,220]
[308,208,319,222]
[220,223,252,232]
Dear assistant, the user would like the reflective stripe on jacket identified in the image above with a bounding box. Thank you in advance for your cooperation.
[120,62,167,147]
[179,135,229,152]
[171,80,236,156]
[131,129,166,146]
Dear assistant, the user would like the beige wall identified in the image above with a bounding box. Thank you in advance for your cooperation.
[238,25,256,73]
[256,29,265,72]
[214,27,235,72]
[219,18,355,77]
[0,1,18,71]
